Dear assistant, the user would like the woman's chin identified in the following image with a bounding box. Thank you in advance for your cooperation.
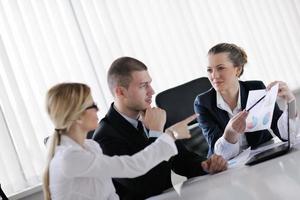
[213,86,222,92]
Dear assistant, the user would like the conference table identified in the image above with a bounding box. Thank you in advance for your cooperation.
[148,139,300,200]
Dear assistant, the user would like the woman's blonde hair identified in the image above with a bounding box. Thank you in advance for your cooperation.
[42,82,92,200]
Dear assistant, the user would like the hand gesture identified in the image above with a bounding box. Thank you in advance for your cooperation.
[165,114,197,140]
[224,110,248,144]
[140,107,166,132]
[267,81,295,103]
[201,154,227,174]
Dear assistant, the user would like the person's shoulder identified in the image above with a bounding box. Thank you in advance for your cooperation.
[93,115,127,145]
[85,139,102,152]
[56,144,82,160]
[194,87,214,105]
[93,117,114,139]
[241,80,266,90]
[85,138,99,145]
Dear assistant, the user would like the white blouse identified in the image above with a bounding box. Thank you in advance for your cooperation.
[214,91,299,160]
[49,134,177,200]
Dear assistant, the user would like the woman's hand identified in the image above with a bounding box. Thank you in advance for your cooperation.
[267,81,295,103]
[224,110,248,144]
[165,114,198,140]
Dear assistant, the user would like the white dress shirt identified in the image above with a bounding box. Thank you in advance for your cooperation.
[214,90,299,160]
[49,134,177,200]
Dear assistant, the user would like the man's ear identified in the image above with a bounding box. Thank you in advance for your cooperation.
[115,86,126,98]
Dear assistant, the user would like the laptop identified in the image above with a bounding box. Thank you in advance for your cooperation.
[245,104,291,166]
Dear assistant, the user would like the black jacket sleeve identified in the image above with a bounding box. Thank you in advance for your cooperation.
[194,95,224,157]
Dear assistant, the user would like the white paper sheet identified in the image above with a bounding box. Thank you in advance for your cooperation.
[245,84,279,132]
[228,147,251,168]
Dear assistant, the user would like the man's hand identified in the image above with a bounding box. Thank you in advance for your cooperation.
[201,154,227,174]
[141,107,166,131]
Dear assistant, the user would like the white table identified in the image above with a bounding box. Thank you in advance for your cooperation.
[148,143,300,200]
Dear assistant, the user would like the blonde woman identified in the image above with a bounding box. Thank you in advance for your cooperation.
[43,83,207,200]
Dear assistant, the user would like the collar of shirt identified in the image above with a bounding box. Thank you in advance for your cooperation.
[216,87,248,149]
[113,105,161,138]
[113,104,139,128]
[60,135,79,146]
[60,135,89,150]
[216,86,242,119]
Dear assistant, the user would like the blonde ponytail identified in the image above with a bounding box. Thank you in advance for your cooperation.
[42,131,60,200]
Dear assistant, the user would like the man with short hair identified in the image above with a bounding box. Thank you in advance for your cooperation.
[93,57,227,199]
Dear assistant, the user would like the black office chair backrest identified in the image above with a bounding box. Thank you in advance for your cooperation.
[155,77,212,157]
[156,77,211,127]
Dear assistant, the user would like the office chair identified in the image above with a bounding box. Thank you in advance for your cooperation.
[155,77,212,157]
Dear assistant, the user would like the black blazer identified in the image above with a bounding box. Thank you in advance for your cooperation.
[93,103,207,200]
[194,80,283,157]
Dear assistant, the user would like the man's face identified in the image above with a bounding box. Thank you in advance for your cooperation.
[122,70,155,112]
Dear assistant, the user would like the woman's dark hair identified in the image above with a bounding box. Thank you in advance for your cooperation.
[208,43,248,77]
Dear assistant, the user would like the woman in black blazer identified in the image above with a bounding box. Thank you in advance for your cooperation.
[194,43,298,160]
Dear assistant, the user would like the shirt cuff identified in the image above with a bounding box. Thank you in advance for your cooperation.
[149,130,162,138]
[214,136,240,160]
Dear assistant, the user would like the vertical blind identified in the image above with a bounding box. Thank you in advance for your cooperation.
[0,0,300,196]
[0,0,106,195]
[72,0,300,93]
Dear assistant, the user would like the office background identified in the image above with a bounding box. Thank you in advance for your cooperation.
[0,0,300,199]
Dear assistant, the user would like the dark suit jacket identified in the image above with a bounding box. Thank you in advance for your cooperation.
[93,103,207,200]
[194,80,284,157]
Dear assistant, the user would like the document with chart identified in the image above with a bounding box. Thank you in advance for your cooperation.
[245,84,279,132]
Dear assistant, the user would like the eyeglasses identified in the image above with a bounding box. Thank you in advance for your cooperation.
[85,103,99,111]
